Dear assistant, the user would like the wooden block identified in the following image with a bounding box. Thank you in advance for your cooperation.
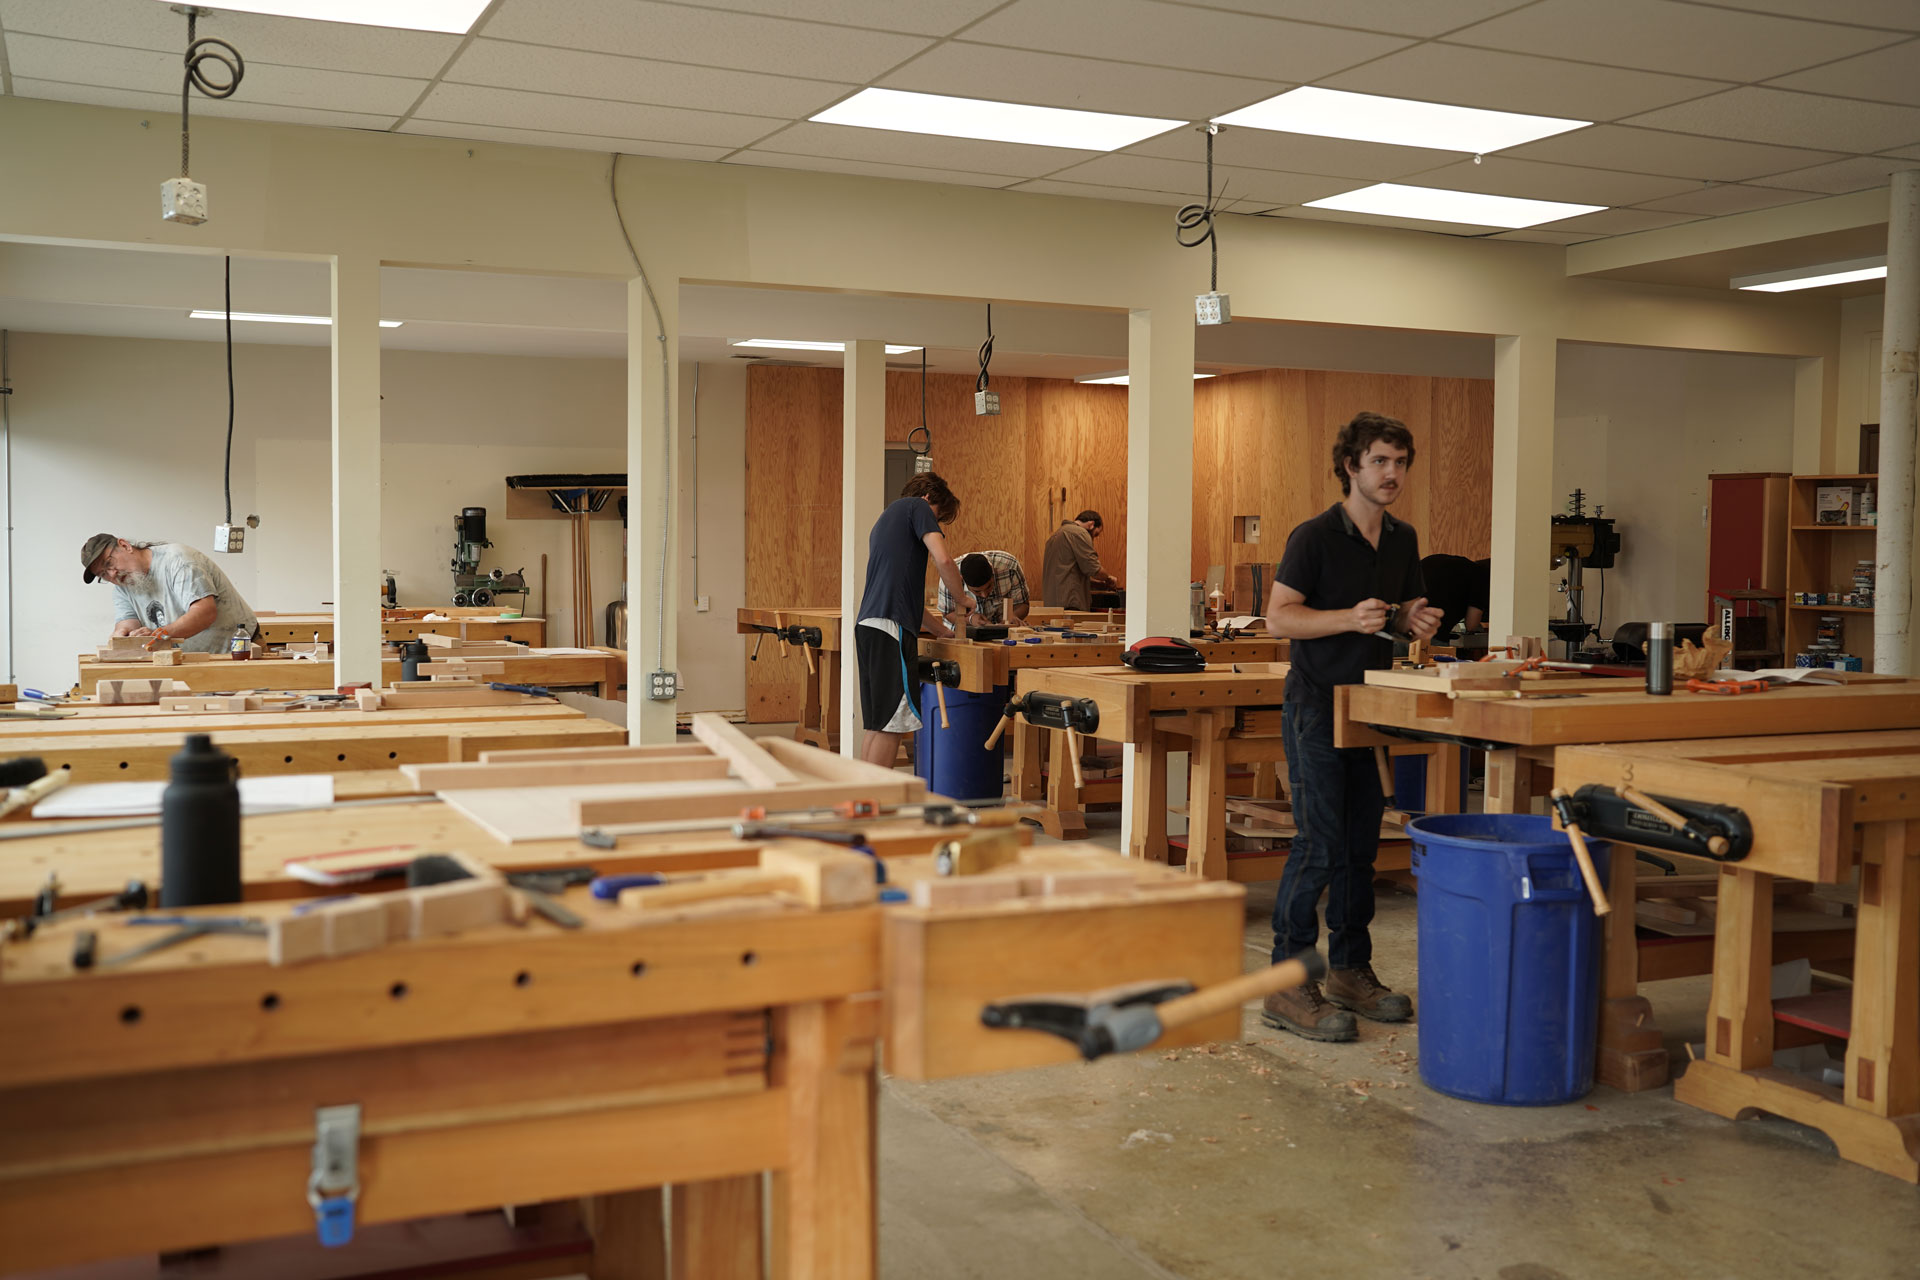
[939,829,1022,876]
[1029,869,1136,898]
[410,879,509,937]
[419,632,463,648]
[149,649,181,667]
[355,689,384,711]
[97,678,189,705]
[0,685,15,704]
[160,695,261,713]
[322,897,392,955]
[909,875,1022,909]
[268,912,327,966]
[422,660,507,677]
[619,871,794,912]
[757,840,878,908]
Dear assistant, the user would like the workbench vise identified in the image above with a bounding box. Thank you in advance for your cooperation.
[1557,784,1753,863]
[982,691,1100,751]
[916,658,961,687]
[746,623,824,658]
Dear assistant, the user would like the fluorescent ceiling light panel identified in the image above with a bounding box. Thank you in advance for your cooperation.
[189,310,403,328]
[1214,87,1587,154]
[811,87,1181,152]
[1304,183,1602,229]
[730,339,921,354]
[1733,257,1887,292]
[1075,372,1216,386]
[149,0,489,33]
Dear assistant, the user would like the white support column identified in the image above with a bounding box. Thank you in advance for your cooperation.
[1876,169,1920,675]
[330,255,382,687]
[1120,302,1196,851]
[627,276,680,742]
[1489,334,1557,642]
[840,339,887,757]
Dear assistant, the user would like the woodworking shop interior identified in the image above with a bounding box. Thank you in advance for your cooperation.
[1,1,1919,1278]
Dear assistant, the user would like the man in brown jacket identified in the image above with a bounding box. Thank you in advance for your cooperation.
[1041,510,1116,609]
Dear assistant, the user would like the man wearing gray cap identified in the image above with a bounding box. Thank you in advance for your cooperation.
[82,534,258,653]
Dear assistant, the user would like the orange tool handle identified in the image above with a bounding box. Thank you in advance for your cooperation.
[1685,678,1767,695]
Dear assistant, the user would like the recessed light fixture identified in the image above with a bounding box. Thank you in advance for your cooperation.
[811,87,1182,152]
[1303,183,1603,230]
[1075,372,1217,386]
[730,338,922,354]
[189,310,404,327]
[1214,87,1587,154]
[1733,256,1887,293]
[149,0,490,34]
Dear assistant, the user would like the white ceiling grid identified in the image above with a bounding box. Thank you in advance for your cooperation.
[0,0,1916,244]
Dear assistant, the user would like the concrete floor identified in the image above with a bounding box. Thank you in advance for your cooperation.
[876,812,1920,1280]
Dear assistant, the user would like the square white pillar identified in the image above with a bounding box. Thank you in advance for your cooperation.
[840,339,887,756]
[1490,334,1557,641]
[627,276,680,743]
[330,255,382,687]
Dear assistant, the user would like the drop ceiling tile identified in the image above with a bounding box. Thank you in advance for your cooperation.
[1769,40,1920,107]
[1278,205,1507,236]
[1444,0,1906,81]
[1128,127,1458,181]
[483,0,933,82]
[723,151,1020,188]
[1625,86,1920,153]
[5,34,427,115]
[1760,154,1920,194]
[1687,0,1920,32]
[882,43,1282,119]
[1153,0,1533,38]
[410,83,782,149]
[961,0,1413,81]
[1532,207,1704,233]
[0,0,460,77]
[447,40,851,119]
[396,118,732,162]
[1489,229,1593,243]
[1406,156,1698,205]
[1322,43,1730,122]
[746,121,1097,177]
[1633,183,1818,215]
[11,79,398,131]
[1008,179,1202,207]
[1045,153,1356,205]
[1507,124,1844,181]
[668,0,1006,36]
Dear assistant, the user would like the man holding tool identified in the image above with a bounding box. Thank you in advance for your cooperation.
[1041,510,1118,610]
[1262,412,1443,1041]
[82,534,258,653]
[855,473,974,768]
[938,550,1030,625]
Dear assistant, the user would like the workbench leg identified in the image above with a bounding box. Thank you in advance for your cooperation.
[1186,712,1230,880]
[1012,720,1044,804]
[585,1187,667,1280]
[1847,819,1920,1119]
[798,659,822,748]
[1427,744,1462,815]
[671,1176,763,1280]
[1126,733,1168,863]
[775,998,877,1280]
[1250,759,1279,801]
[1596,841,1668,1093]
[1484,748,1533,815]
[1705,867,1776,1072]
[1040,728,1089,841]
[822,653,841,754]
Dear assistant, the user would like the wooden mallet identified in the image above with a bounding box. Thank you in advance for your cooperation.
[618,841,877,911]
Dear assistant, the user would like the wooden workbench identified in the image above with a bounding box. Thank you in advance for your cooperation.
[0,741,1245,1277]
[1338,669,1920,1093]
[255,610,547,647]
[1556,730,1920,1182]
[738,606,843,750]
[77,649,623,698]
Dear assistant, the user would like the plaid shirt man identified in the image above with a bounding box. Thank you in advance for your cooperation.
[937,549,1029,624]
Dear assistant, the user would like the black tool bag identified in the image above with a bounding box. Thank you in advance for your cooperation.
[1121,636,1206,673]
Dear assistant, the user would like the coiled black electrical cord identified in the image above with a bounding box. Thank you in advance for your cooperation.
[180,10,244,179]
[976,303,994,395]
[908,347,931,455]
[1174,126,1222,292]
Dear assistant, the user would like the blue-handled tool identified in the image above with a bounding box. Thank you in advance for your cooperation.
[489,682,555,697]
[590,873,665,901]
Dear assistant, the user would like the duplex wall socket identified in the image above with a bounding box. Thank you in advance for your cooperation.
[974,390,1000,416]
[1195,291,1231,326]
[648,670,679,701]
[212,523,244,553]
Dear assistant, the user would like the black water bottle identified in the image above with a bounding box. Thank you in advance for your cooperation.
[400,638,429,682]
[160,734,242,908]
[1646,620,1674,696]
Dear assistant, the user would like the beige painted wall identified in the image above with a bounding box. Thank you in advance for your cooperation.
[1839,292,1887,472]
[1553,343,1798,640]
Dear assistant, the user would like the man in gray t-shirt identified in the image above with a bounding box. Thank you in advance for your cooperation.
[81,534,259,654]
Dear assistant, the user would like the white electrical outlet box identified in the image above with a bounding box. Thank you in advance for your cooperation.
[161,178,208,226]
[695,595,711,612]
[974,390,1000,416]
[914,454,934,474]
[648,670,678,701]
[213,523,244,553]
[1196,291,1231,325]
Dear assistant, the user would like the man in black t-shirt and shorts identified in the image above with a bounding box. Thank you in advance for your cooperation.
[1261,413,1444,1041]
[854,472,975,767]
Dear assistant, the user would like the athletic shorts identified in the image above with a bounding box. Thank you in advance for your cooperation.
[855,620,921,733]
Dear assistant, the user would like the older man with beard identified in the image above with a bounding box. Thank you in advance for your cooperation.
[1258,412,1444,1043]
[82,533,259,653]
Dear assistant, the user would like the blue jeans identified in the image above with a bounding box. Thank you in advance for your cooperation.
[1270,696,1385,969]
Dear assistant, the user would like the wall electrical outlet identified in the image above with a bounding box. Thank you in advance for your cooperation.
[212,523,244,553]
[648,670,679,701]
[1195,291,1231,326]
[974,390,1000,416]
[695,595,711,612]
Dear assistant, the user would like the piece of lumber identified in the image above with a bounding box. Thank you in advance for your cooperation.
[96,679,190,706]
[420,660,507,678]
[402,756,733,791]
[1029,869,1135,898]
[0,685,16,704]
[909,875,1022,908]
[160,695,262,713]
[364,688,540,709]
[476,744,712,764]
[689,713,798,789]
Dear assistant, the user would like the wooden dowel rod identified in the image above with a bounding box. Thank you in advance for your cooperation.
[1155,956,1317,1031]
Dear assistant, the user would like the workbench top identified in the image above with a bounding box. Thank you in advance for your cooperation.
[75,650,623,697]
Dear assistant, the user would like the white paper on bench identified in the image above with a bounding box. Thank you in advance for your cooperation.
[34,774,336,818]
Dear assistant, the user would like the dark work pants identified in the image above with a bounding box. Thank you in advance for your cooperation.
[1270,695,1386,969]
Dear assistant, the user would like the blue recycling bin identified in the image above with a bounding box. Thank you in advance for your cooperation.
[1408,813,1610,1106]
[914,680,1010,803]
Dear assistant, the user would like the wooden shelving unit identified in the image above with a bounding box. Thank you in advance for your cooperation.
[1785,472,1877,668]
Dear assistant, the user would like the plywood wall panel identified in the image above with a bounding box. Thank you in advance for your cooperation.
[1428,377,1494,558]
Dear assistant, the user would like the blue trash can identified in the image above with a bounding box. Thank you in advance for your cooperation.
[1408,813,1610,1106]
[914,680,1010,803]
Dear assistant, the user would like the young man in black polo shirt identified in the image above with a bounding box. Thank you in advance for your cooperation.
[1262,412,1444,1041]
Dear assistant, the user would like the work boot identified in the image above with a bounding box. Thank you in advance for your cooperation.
[1324,964,1414,1022]
[1261,979,1357,1042]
